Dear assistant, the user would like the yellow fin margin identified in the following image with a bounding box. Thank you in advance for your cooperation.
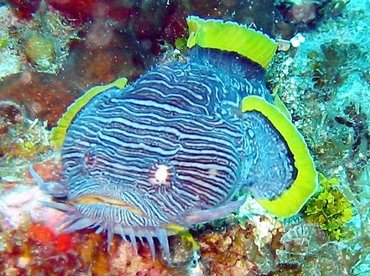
[241,96,318,218]
[186,15,277,68]
[51,77,128,148]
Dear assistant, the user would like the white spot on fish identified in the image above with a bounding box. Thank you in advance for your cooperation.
[155,164,169,184]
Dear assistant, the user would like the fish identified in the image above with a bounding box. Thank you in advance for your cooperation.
[30,16,317,258]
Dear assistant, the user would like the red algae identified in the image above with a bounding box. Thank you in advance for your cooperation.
[55,233,74,253]
[28,223,56,245]
[27,223,75,254]
[0,72,77,127]
[7,0,41,20]
[47,0,104,26]
[160,3,188,44]
[1,225,109,275]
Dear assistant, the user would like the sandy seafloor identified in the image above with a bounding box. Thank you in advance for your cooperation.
[0,0,369,275]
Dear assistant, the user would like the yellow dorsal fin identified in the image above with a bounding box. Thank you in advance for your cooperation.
[51,77,128,148]
[186,16,277,68]
[241,96,318,218]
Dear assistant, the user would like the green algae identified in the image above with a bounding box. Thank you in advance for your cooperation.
[304,174,354,240]
[24,33,56,71]
[0,37,7,48]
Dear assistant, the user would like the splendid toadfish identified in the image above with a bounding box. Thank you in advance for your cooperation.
[30,16,317,257]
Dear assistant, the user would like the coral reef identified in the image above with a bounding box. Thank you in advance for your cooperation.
[0,0,369,274]
[0,100,53,184]
[0,223,173,275]
[0,4,81,75]
[7,0,41,20]
[266,0,370,274]
[0,100,50,160]
[0,72,78,127]
[276,223,349,274]
[196,222,263,275]
[21,9,81,74]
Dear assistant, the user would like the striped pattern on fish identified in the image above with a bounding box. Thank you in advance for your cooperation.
[30,16,317,260]
[63,58,250,219]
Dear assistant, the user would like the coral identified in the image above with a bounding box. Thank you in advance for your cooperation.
[110,241,171,276]
[302,242,348,274]
[275,0,351,28]
[276,223,350,274]
[0,5,23,79]
[0,99,52,163]
[320,0,351,17]
[47,0,106,25]
[0,165,65,230]
[339,162,370,275]
[303,174,354,240]
[70,36,142,87]
[0,101,54,188]
[18,9,82,74]
[197,223,260,275]
[250,215,284,252]
[0,100,25,135]
[266,1,369,273]
[276,223,326,264]
[193,214,285,275]
[0,225,95,274]
[0,72,77,126]
[0,4,81,75]
[28,223,74,253]
[351,245,370,276]
[287,0,318,24]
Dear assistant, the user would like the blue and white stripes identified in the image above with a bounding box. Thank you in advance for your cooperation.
[55,47,272,257]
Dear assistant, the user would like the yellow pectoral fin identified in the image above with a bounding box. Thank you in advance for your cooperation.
[241,96,318,218]
[51,77,128,148]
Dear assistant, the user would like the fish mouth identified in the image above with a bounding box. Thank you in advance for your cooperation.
[42,195,173,259]
[69,194,148,218]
